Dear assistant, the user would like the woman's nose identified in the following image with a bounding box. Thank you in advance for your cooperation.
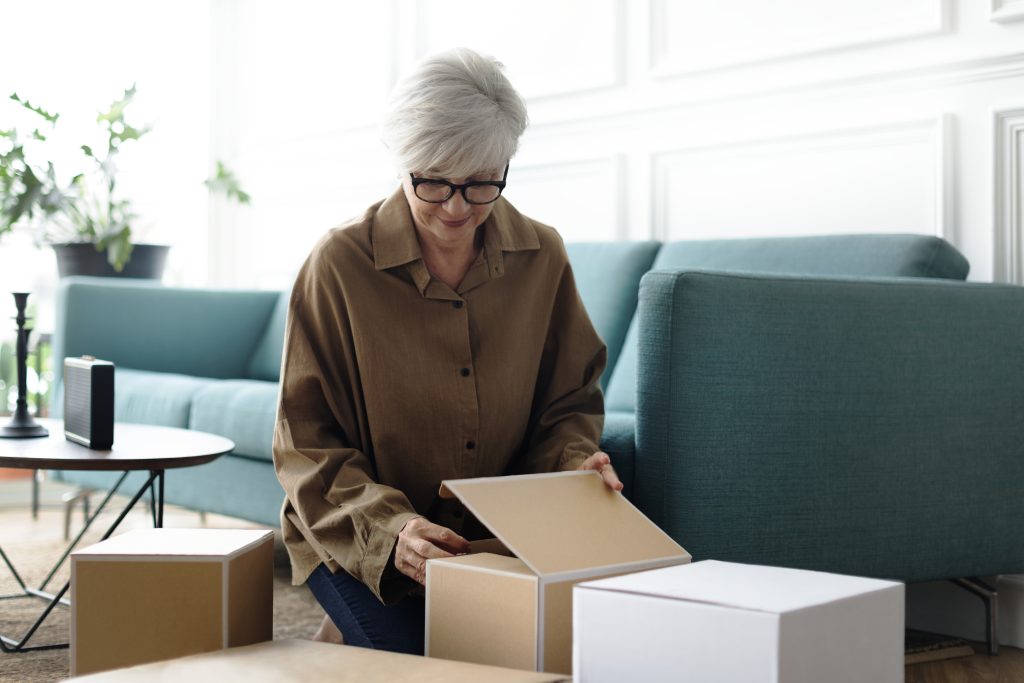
[442,191,469,213]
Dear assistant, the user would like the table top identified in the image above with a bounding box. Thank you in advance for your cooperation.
[67,639,570,682]
[0,418,234,471]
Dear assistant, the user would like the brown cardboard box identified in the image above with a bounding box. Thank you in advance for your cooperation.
[70,528,274,676]
[426,471,691,674]
[66,639,571,682]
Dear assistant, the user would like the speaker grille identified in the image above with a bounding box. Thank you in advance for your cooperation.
[64,364,93,441]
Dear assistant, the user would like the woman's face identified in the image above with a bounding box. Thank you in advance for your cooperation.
[401,168,502,250]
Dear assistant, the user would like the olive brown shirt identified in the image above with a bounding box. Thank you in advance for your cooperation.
[272,187,606,603]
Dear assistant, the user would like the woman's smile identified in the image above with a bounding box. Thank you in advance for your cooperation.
[440,215,472,228]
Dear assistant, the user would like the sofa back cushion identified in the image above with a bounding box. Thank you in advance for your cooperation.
[247,291,291,381]
[566,241,661,389]
[54,277,281,386]
[650,234,969,280]
[604,234,970,412]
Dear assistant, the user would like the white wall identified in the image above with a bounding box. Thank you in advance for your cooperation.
[208,0,1024,287]
[0,0,210,328]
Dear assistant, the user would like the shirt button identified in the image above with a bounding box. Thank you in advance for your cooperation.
[466,440,476,450]
[453,301,463,309]
[460,367,470,377]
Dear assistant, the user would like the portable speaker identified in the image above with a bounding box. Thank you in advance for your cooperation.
[64,356,115,449]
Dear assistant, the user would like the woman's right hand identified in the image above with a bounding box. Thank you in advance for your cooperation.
[395,516,470,586]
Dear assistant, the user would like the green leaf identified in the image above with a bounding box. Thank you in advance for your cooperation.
[3,166,44,227]
[81,144,95,158]
[102,227,133,272]
[10,93,59,124]
[97,83,137,124]
[205,160,251,205]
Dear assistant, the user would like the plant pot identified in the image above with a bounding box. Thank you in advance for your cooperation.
[52,243,169,279]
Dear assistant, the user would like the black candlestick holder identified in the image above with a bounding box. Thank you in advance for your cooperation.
[1,292,49,438]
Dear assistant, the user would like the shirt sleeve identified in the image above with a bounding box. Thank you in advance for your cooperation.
[512,254,607,474]
[272,244,421,604]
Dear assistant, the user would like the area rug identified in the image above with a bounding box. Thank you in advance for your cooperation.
[905,629,975,665]
[0,485,323,683]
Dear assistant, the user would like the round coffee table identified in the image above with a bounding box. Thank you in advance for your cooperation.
[0,418,235,653]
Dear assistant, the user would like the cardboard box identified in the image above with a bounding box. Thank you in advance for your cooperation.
[426,471,690,674]
[71,528,274,676]
[66,639,572,682]
[573,560,905,683]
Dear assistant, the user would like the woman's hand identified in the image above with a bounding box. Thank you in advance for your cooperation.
[395,517,470,586]
[578,451,624,492]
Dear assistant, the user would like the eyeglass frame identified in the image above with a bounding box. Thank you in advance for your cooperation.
[409,163,510,205]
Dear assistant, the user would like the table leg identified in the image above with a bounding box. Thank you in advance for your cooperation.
[0,469,163,653]
[156,469,165,528]
[31,470,40,520]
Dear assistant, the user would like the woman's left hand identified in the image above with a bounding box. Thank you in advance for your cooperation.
[578,451,623,492]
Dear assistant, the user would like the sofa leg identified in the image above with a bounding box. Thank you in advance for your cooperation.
[951,577,999,655]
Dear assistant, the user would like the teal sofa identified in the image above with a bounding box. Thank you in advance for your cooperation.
[52,233,1019,585]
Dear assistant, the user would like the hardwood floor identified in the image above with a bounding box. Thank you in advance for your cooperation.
[906,644,1024,683]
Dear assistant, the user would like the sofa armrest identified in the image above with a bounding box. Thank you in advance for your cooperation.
[634,269,1024,583]
[53,277,280,391]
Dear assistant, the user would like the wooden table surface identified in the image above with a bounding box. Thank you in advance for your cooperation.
[0,418,234,471]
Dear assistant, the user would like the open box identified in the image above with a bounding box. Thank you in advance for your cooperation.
[425,471,690,674]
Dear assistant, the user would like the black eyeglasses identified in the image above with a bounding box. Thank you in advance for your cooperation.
[410,163,509,205]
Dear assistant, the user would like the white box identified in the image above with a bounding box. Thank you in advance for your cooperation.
[573,560,904,683]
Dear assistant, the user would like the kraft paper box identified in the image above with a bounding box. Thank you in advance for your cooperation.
[71,528,274,677]
[66,639,571,682]
[425,471,691,674]
[573,560,905,683]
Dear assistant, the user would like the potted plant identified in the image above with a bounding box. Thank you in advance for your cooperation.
[0,86,163,276]
[1,86,248,278]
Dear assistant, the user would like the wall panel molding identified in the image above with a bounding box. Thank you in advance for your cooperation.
[408,0,627,100]
[994,108,1024,283]
[505,156,626,241]
[649,0,948,78]
[992,0,1024,23]
[651,116,953,241]
[527,51,1024,134]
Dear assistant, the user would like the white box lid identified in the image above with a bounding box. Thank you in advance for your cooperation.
[577,560,901,614]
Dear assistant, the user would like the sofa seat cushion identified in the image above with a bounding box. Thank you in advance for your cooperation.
[600,410,636,495]
[112,368,220,427]
[188,380,280,462]
[50,453,285,527]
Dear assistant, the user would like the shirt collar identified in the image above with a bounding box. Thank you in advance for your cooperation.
[371,186,540,274]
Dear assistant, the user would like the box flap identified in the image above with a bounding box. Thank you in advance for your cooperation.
[577,560,903,614]
[438,471,689,578]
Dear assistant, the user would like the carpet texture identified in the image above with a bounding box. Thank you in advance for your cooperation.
[0,484,323,683]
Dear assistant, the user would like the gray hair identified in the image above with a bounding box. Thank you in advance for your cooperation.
[382,48,528,179]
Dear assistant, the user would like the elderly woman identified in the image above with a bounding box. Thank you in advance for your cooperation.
[272,47,620,655]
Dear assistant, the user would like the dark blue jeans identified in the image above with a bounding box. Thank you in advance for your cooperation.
[305,563,425,655]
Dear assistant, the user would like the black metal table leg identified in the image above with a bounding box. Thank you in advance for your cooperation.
[0,470,161,653]
[155,470,165,528]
